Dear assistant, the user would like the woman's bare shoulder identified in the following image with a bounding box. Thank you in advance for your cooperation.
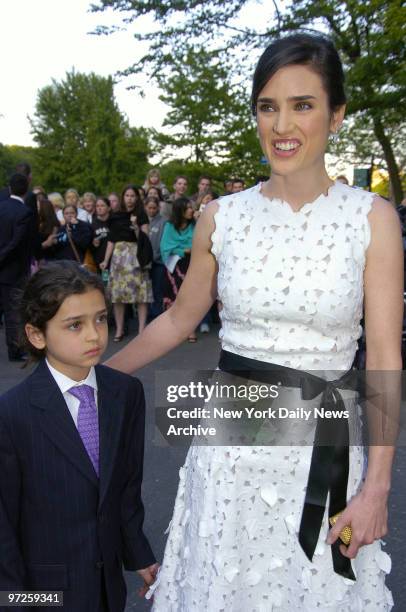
[195,199,220,229]
[368,196,401,236]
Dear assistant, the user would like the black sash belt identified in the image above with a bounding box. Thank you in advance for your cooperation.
[218,349,359,580]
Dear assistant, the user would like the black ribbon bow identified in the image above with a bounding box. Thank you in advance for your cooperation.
[218,349,362,580]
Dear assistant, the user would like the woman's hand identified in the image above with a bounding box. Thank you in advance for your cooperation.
[93,238,101,247]
[99,261,108,270]
[326,486,388,559]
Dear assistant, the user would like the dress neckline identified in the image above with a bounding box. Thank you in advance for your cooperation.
[256,181,338,215]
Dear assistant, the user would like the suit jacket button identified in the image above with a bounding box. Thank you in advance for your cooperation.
[95,561,104,569]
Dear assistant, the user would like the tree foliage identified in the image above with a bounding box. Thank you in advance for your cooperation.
[30,70,153,193]
[155,46,236,163]
[152,44,264,179]
[92,0,405,201]
[0,144,37,187]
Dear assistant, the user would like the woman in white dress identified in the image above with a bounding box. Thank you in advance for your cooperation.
[108,33,402,610]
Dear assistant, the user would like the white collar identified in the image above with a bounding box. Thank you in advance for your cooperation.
[10,195,25,204]
[46,359,98,395]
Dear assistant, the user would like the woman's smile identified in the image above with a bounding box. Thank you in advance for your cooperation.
[272,138,302,157]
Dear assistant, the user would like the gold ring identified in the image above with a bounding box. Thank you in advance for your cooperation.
[329,512,352,546]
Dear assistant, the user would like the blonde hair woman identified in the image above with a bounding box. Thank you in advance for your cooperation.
[48,192,65,216]
[142,168,170,200]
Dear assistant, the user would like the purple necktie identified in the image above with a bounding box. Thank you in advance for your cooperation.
[68,384,99,476]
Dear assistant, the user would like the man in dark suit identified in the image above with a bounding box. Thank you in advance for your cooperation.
[0,173,32,361]
[0,263,157,611]
[0,162,39,256]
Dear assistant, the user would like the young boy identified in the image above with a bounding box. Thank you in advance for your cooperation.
[0,262,157,611]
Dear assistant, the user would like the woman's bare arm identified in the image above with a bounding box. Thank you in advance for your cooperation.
[328,196,403,557]
[105,201,220,373]
[362,197,403,491]
[100,241,115,270]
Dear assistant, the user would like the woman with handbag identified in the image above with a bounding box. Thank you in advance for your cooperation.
[52,205,93,263]
[100,202,153,341]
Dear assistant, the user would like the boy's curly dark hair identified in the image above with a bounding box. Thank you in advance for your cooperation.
[19,261,108,361]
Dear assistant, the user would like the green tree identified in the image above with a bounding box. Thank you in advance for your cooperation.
[155,46,238,163]
[30,70,153,193]
[113,125,154,190]
[0,143,17,186]
[92,0,405,202]
[144,42,265,176]
[0,144,37,186]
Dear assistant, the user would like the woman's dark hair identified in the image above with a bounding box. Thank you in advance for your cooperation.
[170,197,194,232]
[251,33,346,115]
[144,196,160,207]
[120,184,143,213]
[63,204,78,216]
[96,196,111,207]
[19,261,107,361]
[38,199,60,235]
[195,189,214,209]
[146,186,164,201]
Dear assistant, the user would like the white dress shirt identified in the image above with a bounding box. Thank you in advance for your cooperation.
[46,360,98,428]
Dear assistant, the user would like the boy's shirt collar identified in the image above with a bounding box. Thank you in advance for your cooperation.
[45,359,98,395]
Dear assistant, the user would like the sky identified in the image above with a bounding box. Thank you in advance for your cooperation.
[0,0,168,146]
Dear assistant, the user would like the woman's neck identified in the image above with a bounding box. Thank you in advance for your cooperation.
[263,166,334,209]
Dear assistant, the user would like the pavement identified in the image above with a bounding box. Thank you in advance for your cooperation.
[0,321,404,611]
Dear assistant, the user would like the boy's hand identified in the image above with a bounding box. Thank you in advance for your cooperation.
[137,562,160,598]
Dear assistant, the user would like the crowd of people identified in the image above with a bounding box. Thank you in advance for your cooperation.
[0,164,247,359]
[0,162,401,363]
[0,161,401,363]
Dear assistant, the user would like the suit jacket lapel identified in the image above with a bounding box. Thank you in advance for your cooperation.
[30,360,99,488]
[96,366,125,509]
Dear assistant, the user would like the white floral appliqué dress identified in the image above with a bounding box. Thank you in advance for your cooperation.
[150,182,393,611]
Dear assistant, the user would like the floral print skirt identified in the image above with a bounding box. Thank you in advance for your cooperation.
[109,241,153,304]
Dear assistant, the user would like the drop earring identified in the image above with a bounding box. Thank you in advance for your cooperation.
[329,130,339,144]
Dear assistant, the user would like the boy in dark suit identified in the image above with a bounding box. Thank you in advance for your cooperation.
[0,262,158,611]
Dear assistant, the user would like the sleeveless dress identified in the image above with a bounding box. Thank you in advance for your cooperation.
[150,182,393,611]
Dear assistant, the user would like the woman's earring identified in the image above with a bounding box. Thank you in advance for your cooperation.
[329,130,339,144]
